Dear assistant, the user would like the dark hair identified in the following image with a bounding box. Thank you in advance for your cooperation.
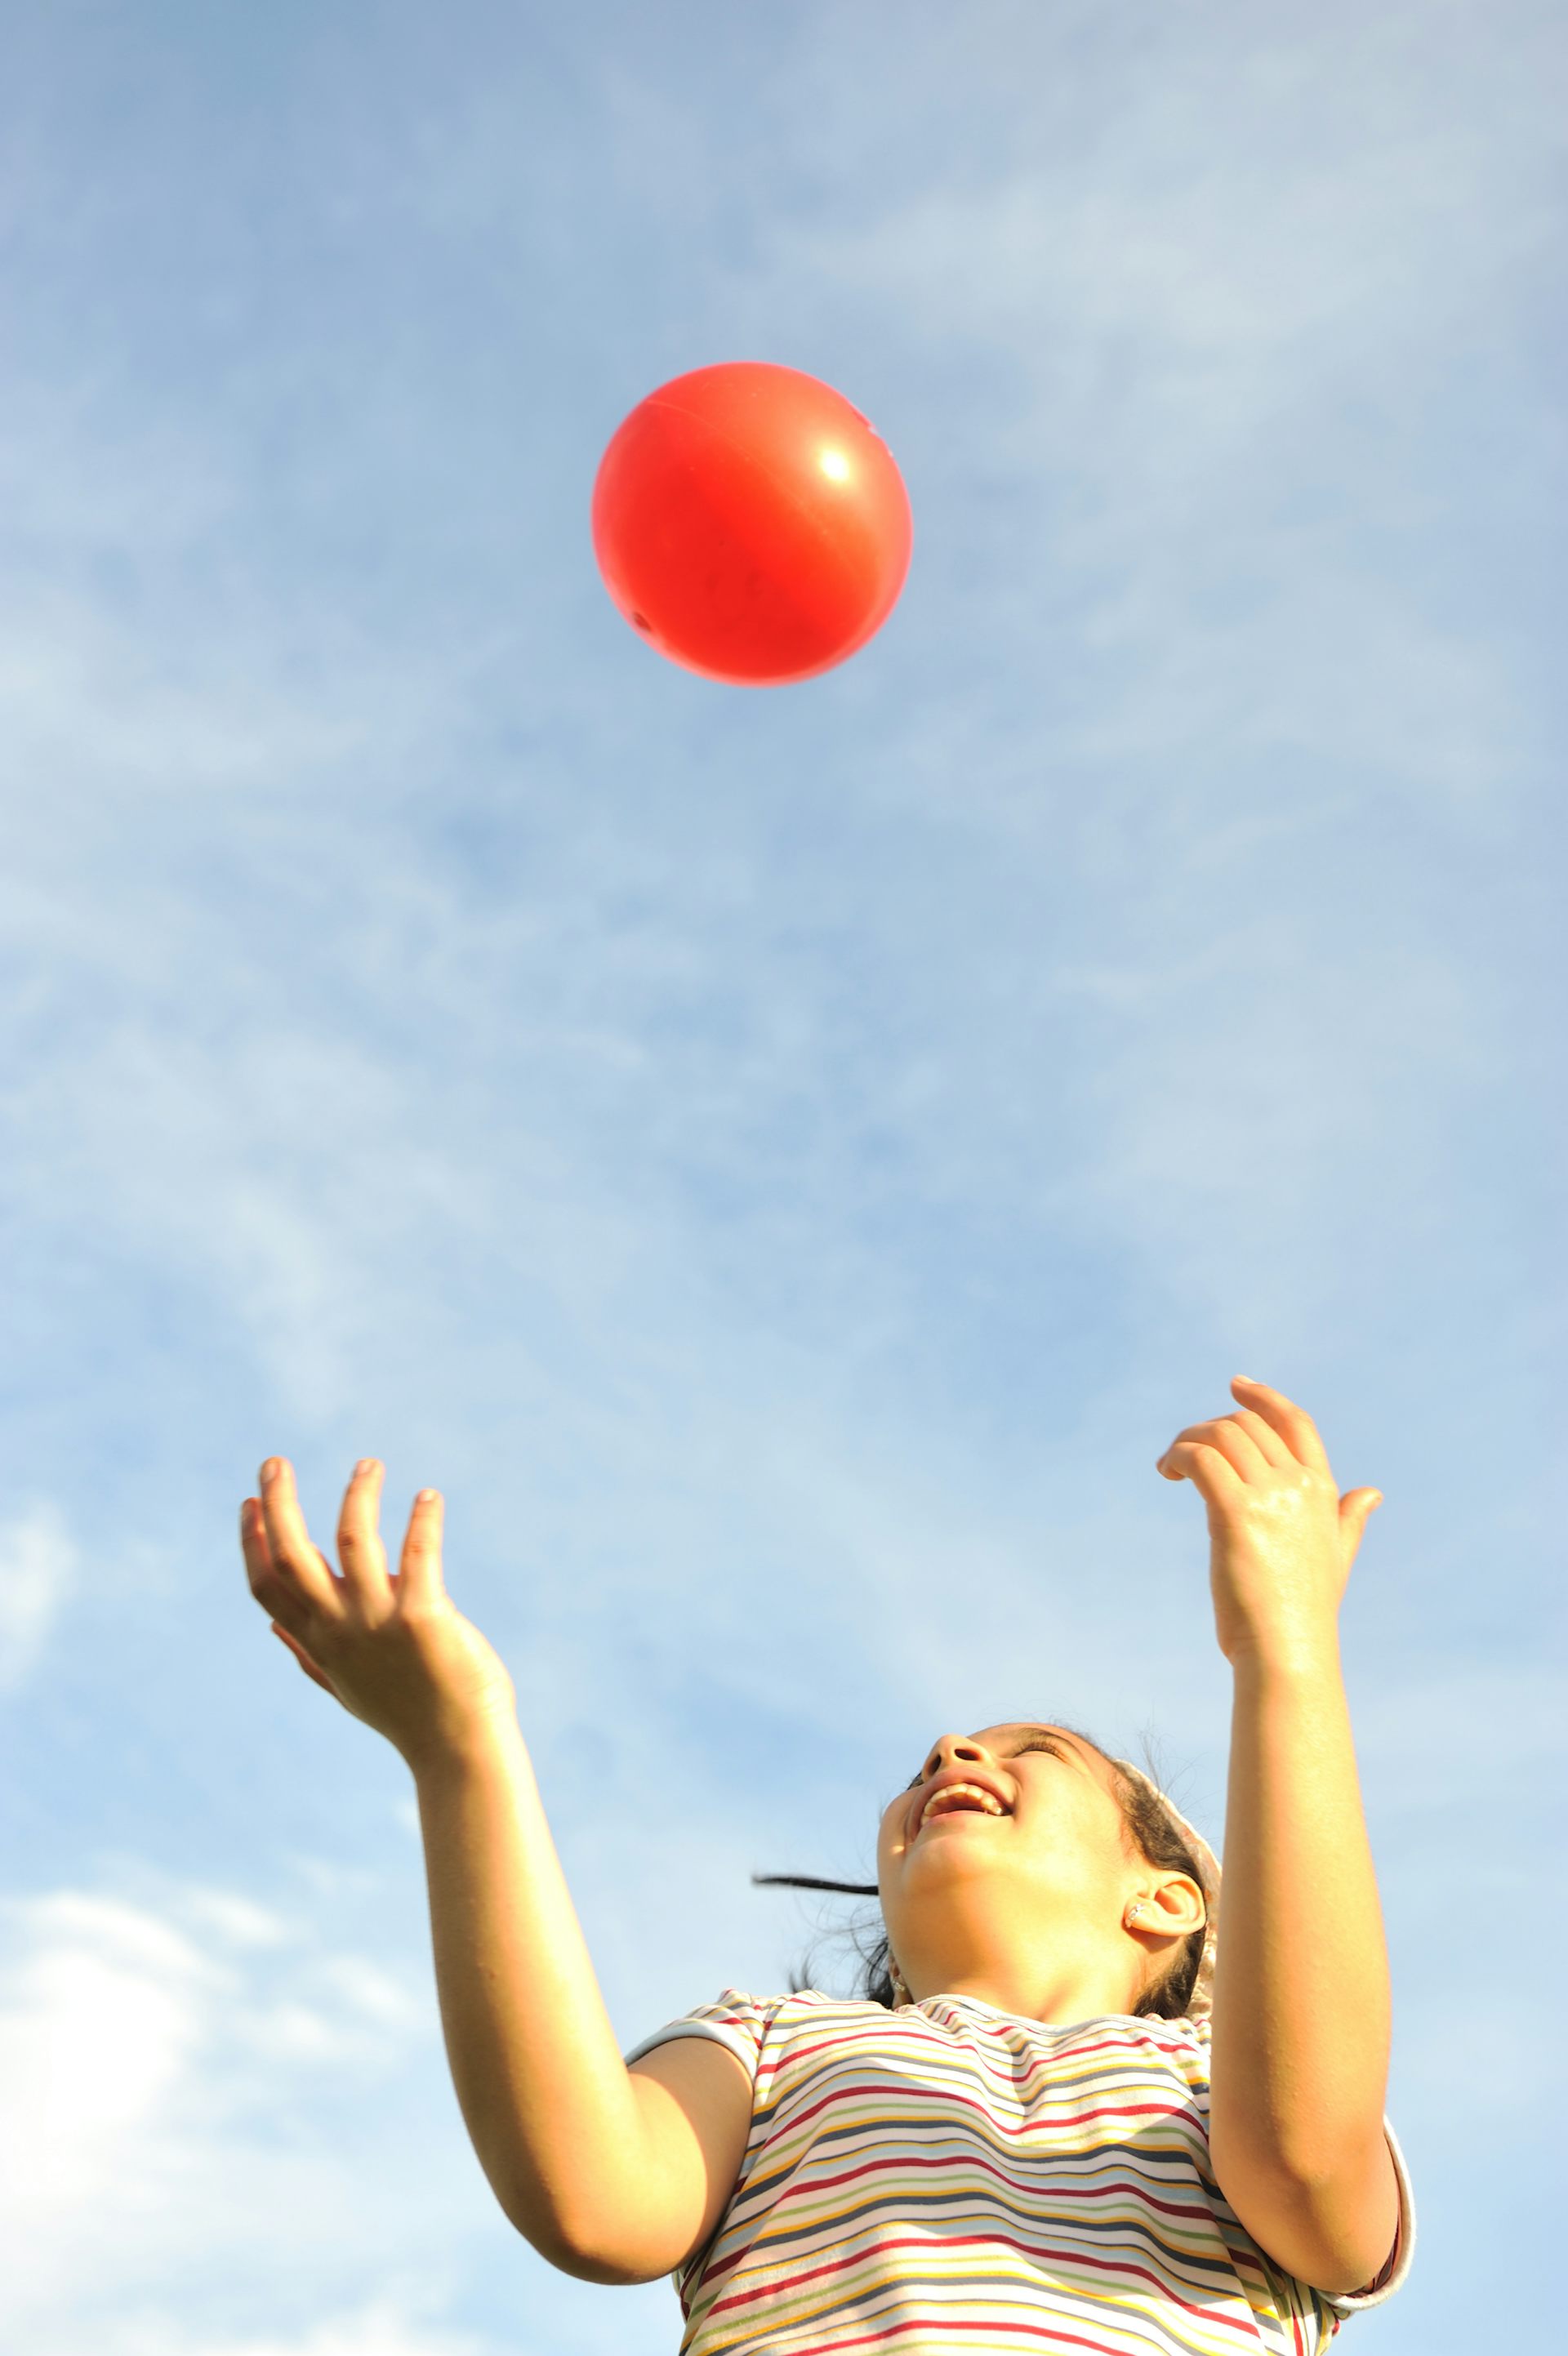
[754,1724,1209,2022]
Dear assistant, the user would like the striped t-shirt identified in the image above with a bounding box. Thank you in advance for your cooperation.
[623,1986,1414,2355]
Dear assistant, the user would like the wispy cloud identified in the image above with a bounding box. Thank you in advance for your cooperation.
[1,3,1560,2349]
[0,1503,77,1692]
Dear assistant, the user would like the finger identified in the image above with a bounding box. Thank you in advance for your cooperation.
[242,1497,314,1640]
[270,1621,339,1695]
[1227,1407,1294,1468]
[1159,1416,1272,1482]
[240,1495,274,1587]
[1156,1438,1248,1510]
[1229,1378,1330,1472]
[1339,1487,1383,1558]
[397,1488,446,1605]
[256,1459,340,1615]
[336,1459,391,1606]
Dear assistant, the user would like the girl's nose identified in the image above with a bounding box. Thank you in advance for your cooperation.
[922,1734,989,1777]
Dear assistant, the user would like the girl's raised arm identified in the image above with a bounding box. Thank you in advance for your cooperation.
[240,1458,684,2271]
[1156,1378,1401,2298]
[408,1707,734,2274]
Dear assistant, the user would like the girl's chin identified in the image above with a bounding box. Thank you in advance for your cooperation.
[915,1816,1008,1840]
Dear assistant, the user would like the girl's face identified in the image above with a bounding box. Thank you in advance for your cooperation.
[875,1721,1196,2024]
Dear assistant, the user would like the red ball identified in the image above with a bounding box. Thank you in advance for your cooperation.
[591,361,913,686]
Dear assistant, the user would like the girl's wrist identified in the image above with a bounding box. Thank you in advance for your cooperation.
[403,1695,523,1784]
[1224,1626,1343,1685]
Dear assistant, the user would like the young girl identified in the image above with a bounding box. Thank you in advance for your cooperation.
[242,1376,1414,2353]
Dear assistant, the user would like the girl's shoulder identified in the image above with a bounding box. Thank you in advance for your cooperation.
[622,1985,826,2084]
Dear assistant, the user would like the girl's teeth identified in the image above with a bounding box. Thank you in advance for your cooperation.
[921,1784,1007,1828]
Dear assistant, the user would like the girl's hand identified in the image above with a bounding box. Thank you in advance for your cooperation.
[241,1459,517,1769]
[1156,1378,1382,1668]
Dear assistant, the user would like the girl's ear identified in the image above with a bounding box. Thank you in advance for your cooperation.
[1138,1876,1207,1940]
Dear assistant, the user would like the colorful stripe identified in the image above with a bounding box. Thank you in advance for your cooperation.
[623,1988,1414,2355]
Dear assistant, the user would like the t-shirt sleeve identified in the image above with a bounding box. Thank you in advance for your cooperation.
[1320,2118,1417,2317]
[621,1985,772,2087]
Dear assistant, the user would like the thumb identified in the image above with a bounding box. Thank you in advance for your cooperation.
[1338,1487,1383,1556]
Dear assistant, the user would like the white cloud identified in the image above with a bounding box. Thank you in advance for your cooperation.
[0,1894,220,2219]
[75,2302,500,2356]
[0,1855,783,2354]
[313,1953,427,2031]
[0,1880,618,2356]
[0,1502,77,1690]
[175,1889,296,1950]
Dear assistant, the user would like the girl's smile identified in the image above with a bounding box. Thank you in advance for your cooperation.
[911,1771,1012,1834]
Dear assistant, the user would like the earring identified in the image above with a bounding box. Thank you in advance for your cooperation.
[1125,1902,1145,1926]
[889,1956,909,2005]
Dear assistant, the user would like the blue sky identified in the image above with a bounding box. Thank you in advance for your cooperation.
[2,2,1562,2349]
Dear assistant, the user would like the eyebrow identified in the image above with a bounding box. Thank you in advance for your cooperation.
[1004,1725,1094,1771]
